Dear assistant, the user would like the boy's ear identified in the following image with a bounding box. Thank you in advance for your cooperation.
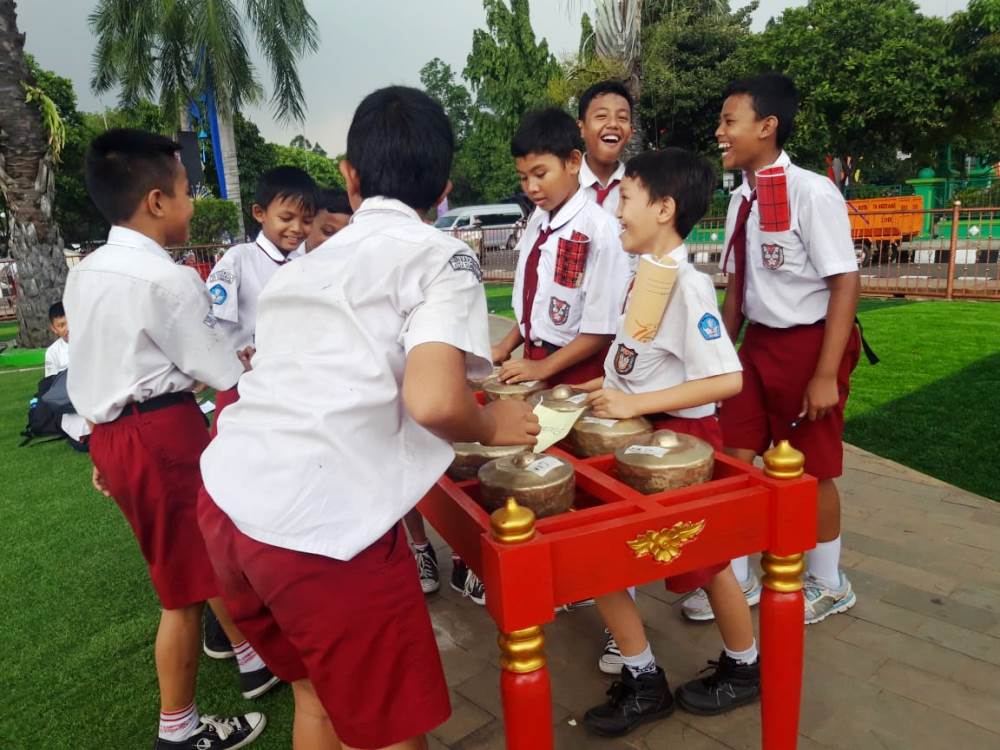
[656,196,676,226]
[145,188,167,219]
[758,115,779,143]
[339,159,363,211]
[567,149,583,176]
[251,203,267,225]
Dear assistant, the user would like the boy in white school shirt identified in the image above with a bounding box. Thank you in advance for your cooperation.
[577,80,634,217]
[578,149,759,737]
[64,129,273,750]
[43,301,89,444]
[198,86,540,750]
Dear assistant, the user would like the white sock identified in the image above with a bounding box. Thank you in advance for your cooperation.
[234,640,266,674]
[808,538,842,589]
[725,639,758,665]
[731,556,750,584]
[159,702,200,741]
[413,541,430,552]
[622,643,657,677]
[627,586,636,600]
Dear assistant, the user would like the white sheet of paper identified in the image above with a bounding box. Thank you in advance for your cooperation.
[199,400,216,415]
[532,403,585,453]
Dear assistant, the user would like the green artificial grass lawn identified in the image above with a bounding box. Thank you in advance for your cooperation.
[0,320,19,339]
[2,295,998,746]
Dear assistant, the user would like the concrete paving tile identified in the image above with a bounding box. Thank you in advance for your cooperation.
[852,554,957,596]
[432,692,496,746]
[804,629,886,680]
[642,718,741,749]
[871,658,1000,734]
[880,582,999,633]
[971,507,1000,528]
[916,617,1000,666]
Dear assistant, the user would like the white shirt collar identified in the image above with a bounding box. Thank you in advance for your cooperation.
[541,188,588,232]
[644,243,687,266]
[736,150,791,197]
[105,226,171,260]
[580,156,626,190]
[351,196,421,223]
[255,231,288,263]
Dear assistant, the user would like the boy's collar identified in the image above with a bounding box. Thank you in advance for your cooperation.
[106,225,170,258]
[736,150,791,197]
[351,196,421,222]
[255,231,287,262]
[540,188,587,232]
[646,243,688,265]
[580,156,625,189]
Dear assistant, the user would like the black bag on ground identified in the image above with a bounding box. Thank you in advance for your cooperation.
[20,370,76,446]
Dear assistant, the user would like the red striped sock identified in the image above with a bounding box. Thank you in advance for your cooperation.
[233,640,266,674]
[159,702,199,741]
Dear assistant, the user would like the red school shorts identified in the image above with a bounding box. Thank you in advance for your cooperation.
[719,322,861,480]
[649,414,728,594]
[89,396,218,610]
[197,491,451,748]
[524,340,609,385]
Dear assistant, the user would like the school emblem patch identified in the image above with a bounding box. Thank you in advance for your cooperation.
[448,252,482,282]
[549,296,571,326]
[209,284,228,305]
[698,313,722,341]
[614,343,638,375]
[761,243,784,270]
[208,269,235,284]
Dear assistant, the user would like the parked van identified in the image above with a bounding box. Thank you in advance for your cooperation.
[434,203,525,253]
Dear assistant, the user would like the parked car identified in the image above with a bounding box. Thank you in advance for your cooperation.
[434,203,525,253]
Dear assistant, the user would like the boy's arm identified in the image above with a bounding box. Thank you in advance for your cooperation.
[404,342,539,445]
[500,333,611,383]
[492,323,523,364]
[720,274,744,342]
[802,271,859,420]
[586,372,742,420]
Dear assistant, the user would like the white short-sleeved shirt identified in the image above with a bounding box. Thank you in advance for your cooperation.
[580,157,625,218]
[720,151,858,328]
[604,245,742,419]
[511,189,631,348]
[44,337,91,441]
[206,233,303,349]
[200,197,493,561]
[64,226,245,423]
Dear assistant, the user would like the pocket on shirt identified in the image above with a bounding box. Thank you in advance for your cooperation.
[553,232,590,289]
[757,229,804,274]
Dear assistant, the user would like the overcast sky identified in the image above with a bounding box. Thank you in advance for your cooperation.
[19,0,968,154]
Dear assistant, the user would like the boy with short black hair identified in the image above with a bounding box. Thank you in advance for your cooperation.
[305,187,353,251]
[577,80,634,216]
[493,107,631,386]
[198,86,540,750]
[712,73,862,625]
[578,149,759,736]
[43,301,90,444]
[64,128,269,749]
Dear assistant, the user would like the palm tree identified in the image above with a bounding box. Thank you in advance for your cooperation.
[89,0,318,233]
[0,0,68,347]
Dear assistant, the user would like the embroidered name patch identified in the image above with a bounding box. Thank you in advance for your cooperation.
[209,284,228,305]
[549,296,570,325]
[614,343,638,375]
[449,253,482,282]
[761,243,784,270]
[208,270,235,284]
[202,313,218,329]
[698,313,722,341]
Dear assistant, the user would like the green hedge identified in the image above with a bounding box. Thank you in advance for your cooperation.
[190,198,241,244]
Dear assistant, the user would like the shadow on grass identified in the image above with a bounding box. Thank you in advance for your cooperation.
[857,297,917,315]
[845,351,1000,501]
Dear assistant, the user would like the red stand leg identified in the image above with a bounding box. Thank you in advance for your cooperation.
[759,552,805,750]
[500,664,553,750]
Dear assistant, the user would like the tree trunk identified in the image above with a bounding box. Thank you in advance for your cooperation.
[217,112,245,237]
[0,0,66,348]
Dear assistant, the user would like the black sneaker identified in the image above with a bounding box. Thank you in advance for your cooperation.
[414,544,440,594]
[239,665,281,700]
[675,652,760,715]
[583,666,674,737]
[450,558,486,606]
[203,607,235,660]
[153,712,266,749]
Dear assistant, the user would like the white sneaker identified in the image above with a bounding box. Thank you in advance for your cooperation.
[804,572,856,625]
[681,572,762,622]
[598,629,623,674]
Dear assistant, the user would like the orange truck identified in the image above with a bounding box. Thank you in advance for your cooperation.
[846,195,925,260]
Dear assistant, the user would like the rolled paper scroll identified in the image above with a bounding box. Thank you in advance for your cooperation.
[624,253,679,343]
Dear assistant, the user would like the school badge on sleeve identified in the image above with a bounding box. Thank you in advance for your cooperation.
[698,313,722,341]
[549,296,571,326]
[614,343,638,375]
[761,243,785,270]
[209,284,228,305]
